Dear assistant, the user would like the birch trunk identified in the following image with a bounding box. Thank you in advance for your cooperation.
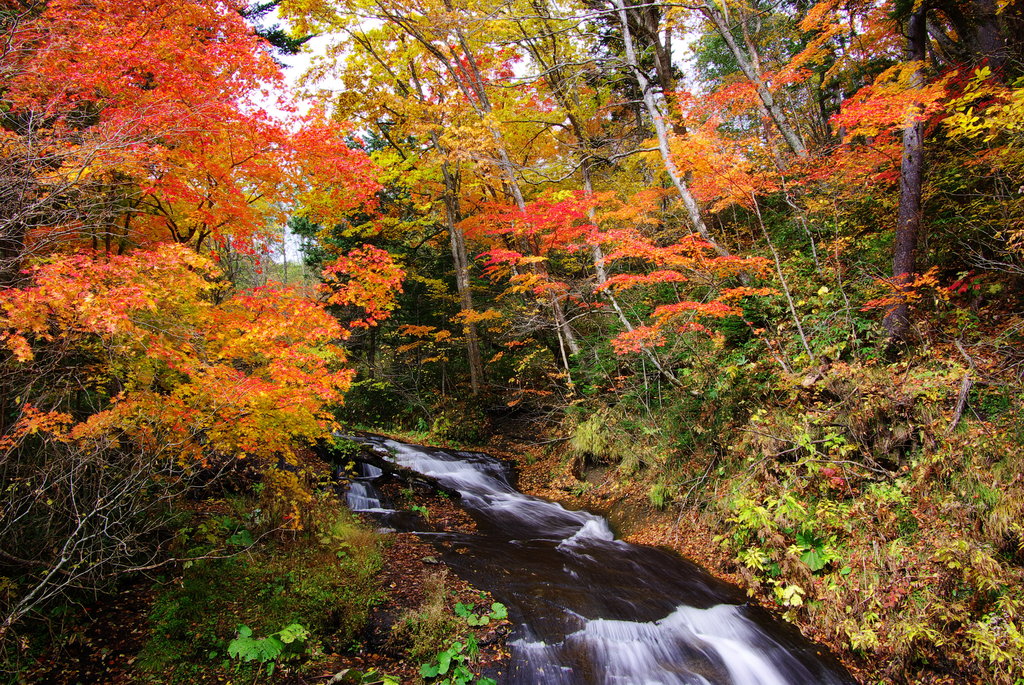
[703,1,808,159]
[445,199,484,394]
[611,0,731,258]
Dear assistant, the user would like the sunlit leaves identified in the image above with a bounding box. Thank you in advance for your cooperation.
[831,63,951,140]
[2,0,379,255]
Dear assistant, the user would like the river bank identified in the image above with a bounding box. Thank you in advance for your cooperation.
[18,450,510,685]
[480,432,872,683]
[397,413,1022,685]
[354,432,854,683]
[21,417,1018,684]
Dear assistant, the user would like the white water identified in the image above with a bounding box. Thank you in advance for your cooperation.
[346,480,384,512]
[348,436,852,685]
[513,605,812,684]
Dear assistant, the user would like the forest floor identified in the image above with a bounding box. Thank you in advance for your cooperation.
[350,483,512,684]
[27,421,998,685]
[22,479,509,685]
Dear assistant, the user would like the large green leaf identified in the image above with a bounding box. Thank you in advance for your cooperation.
[801,547,828,572]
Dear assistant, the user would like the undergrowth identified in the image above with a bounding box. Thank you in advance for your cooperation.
[551,313,1024,682]
[389,570,503,685]
[136,490,384,683]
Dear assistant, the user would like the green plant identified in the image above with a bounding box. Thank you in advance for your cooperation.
[315,512,379,560]
[389,571,463,664]
[792,528,839,573]
[567,406,666,473]
[334,379,411,428]
[331,668,401,684]
[569,482,590,497]
[419,635,496,685]
[137,500,383,682]
[648,484,672,510]
[227,623,309,676]
[330,435,365,461]
[453,601,507,627]
[430,404,488,445]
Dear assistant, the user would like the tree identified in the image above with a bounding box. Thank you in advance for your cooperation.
[698,0,809,158]
[0,0,393,643]
[884,4,927,340]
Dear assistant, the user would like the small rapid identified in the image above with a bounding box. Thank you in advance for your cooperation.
[345,435,854,685]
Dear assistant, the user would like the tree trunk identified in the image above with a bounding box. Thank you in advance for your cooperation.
[367,326,377,379]
[449,28,581,359]
[969,0,1007,71]
[583,165,685,388]
[443,193,484,395]
[883,8,927,340]
[703,1,808,159]
[611,0,731,258]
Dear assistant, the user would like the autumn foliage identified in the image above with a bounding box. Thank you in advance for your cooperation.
[0,0,400,641]
[5,0,1024,679]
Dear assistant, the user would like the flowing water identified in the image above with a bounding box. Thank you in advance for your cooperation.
[344,435,855,685]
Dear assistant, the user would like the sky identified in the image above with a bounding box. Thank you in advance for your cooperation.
[262,27,336,265]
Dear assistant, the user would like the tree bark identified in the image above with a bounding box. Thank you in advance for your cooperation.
[425,126,486,395]
[443,191,485,395]
[968,0,1007,71]
[883,8,928,340]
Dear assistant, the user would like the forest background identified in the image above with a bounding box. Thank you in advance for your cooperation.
[2,0,1024,682]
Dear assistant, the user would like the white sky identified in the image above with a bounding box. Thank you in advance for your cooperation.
[261,29,335,265]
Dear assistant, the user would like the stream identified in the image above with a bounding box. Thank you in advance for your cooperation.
[344,435,855,685]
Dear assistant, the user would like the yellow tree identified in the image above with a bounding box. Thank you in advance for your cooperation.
[286,0,591,374]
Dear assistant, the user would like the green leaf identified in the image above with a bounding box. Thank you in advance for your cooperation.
[490,602,507,620]
[436,650,452,675]
[420,663,440,678]
[454,602,472,618]
[228,529,255,547]
[476,679,498,685]
[464,634,480,658]
[227,639,249,661]
[801,548,828,572]
[795,530,822,549]
[238,624,253,638]
[263,636,285,660]
[277,623,309,644]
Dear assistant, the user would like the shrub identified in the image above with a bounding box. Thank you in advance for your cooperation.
[430,404,488,445]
